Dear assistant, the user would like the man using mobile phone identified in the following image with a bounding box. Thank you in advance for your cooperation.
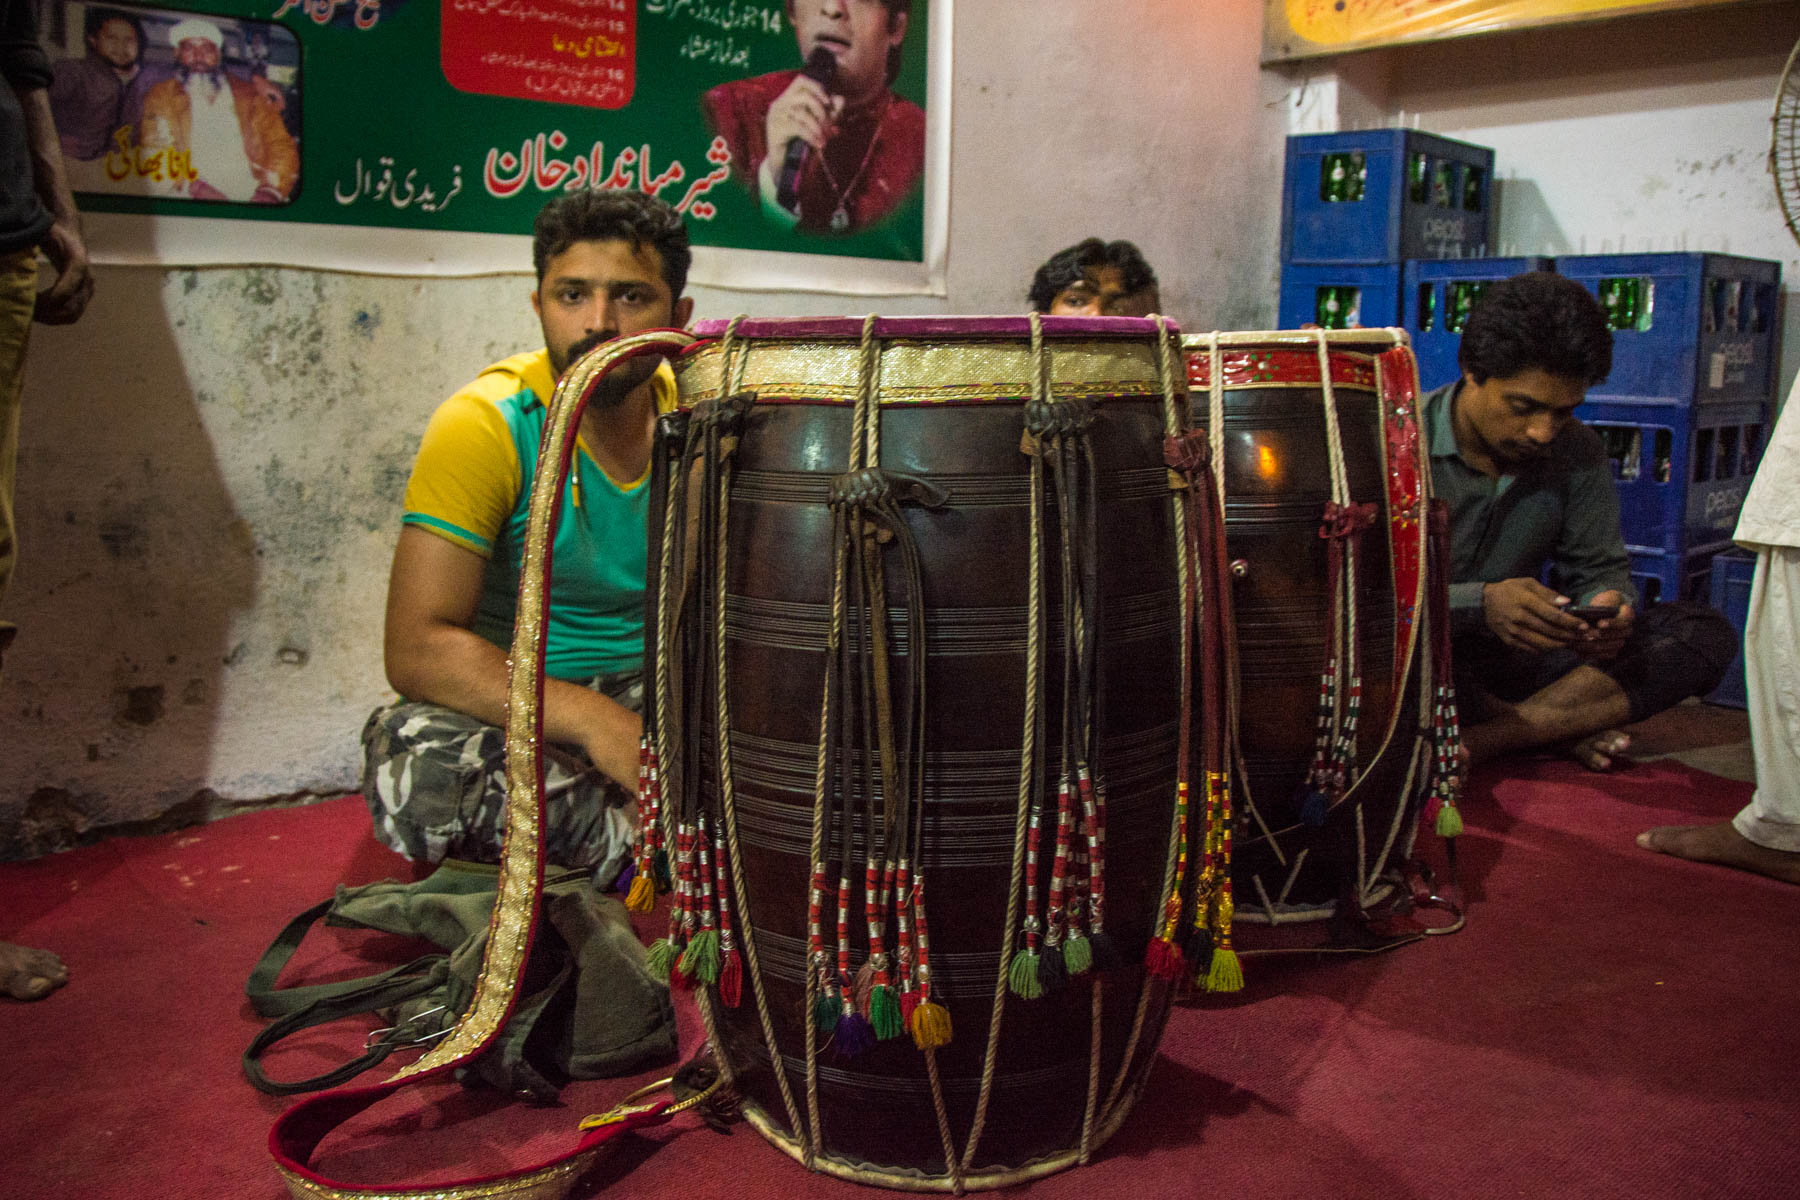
[1429,272,1734,771]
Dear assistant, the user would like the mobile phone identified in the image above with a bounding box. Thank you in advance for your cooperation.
[1567,604,1620,623]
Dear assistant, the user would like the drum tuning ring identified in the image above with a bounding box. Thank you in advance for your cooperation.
[1229,559,1250,578]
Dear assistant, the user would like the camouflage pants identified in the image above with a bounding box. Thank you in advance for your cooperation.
[360,671,643,888]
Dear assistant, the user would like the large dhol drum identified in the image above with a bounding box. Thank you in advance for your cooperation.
[1183,330,1448,924]
[634,315,1209,1188]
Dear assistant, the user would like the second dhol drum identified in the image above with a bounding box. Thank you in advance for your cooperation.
[1184,329,1460,924]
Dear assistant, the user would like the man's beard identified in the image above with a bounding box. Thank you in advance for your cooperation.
[554,330,615,392]
[177,66,225,95]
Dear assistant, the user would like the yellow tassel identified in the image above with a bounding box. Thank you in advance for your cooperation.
[1436,799,1464,839]
[1205,945,1243,993]
[909,1001,952,1050]
[625,871,656,913]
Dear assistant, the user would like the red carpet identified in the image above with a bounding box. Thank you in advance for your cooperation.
[4,759,1798,1199]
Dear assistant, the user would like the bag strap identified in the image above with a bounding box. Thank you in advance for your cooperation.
[243,956,451,1096]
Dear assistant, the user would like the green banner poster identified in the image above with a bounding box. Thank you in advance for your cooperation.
[40,1,949,291]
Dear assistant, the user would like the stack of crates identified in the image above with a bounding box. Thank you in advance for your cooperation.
[1278,129,1497,331]
[1402,256,1555,392]
[1556,253,1781,609]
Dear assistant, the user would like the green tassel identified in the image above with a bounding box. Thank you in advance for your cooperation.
[677,927,720,985]
[1062,933,1093,976]
[1436,799,1464,838]
[645,937,678,984]
[1204,945,1244,993]
[1008,949,1045,999]
[812,989,844,1033]
[652,847,673,892]
[868,984,904,1040]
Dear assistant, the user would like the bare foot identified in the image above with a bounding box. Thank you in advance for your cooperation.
[1,941,68,1000]
[1637,822,1800,886]
[1568,730,1630,771]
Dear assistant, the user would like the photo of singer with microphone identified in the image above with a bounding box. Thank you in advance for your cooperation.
[701,0,923,236]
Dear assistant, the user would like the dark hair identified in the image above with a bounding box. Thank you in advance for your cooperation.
[532,190,691,297]
[787,0,911,85]
[1458,271,1612,387]
[1027,238,1159,312]
[84,6,143,44]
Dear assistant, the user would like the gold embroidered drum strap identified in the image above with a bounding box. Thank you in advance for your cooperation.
[268,329,700,1200]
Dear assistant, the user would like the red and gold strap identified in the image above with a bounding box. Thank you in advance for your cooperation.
[268,329,698,1200]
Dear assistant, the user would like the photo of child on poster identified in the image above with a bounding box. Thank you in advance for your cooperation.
[700,0,923,236]
[41,2,300,204]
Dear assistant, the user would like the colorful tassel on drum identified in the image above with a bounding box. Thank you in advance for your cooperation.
[861,857,903,1040]
[907,870,951,1050]
[1077,766,1116,971]
[827,868,875,1055]
[1200,771,1244,994]
[1146,781,1192,979]
[1039,771,1078,993]
[625,738,662,913]
[676,817,722,987]
[806,868,841,1032]
[715,829,743,1007]
[1010,792,1048,999]
[648,823,697,987]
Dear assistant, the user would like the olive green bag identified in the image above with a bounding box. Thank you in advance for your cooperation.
[244,858,676,1100]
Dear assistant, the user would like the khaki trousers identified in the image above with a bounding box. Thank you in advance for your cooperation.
[0,247,38,667]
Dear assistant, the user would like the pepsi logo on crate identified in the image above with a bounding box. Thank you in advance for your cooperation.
[1558,253,1780,408]
[1282,129,1497,265]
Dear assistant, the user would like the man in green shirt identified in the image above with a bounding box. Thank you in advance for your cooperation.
[1429,272,1733,770]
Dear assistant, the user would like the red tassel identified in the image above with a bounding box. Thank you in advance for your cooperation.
[900,988,920,1026]
[719,948,742,1008]
[1145,936,1185,979]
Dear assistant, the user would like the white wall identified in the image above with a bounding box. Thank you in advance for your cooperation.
[1274,1,1800,396]
[0,2,1284,851]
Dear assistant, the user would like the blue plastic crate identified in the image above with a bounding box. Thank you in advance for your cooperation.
[1277,262,1403,330]
[1626,548,1718,609]
[1282,129,1497,265]
[1556,253,1781,407]
[1402,256,1556,393]
[1578,398,1768,559]
[1705,551,1754,708]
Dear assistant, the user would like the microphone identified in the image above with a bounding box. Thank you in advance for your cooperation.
[776,46,838,212]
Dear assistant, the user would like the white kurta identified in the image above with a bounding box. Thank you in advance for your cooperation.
[1731,373,1800,851]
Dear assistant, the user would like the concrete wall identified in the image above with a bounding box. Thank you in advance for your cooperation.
[0,1,1285,852]
[1273,1,1800,396]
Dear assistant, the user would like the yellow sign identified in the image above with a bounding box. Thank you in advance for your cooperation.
[1265,0,1751,62]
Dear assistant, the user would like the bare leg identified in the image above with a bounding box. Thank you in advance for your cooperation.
[0,940,67,1001]
[1462,663,1633,771]
[1637,822,1800,886]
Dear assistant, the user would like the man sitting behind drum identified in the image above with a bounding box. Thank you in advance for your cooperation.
[360,190,693,885]
[1432,271,1733,771]
[1028,238,1162,317]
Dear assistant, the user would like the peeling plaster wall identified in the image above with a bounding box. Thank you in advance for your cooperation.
[1275,2,1800,397]
[0,1,1283,851]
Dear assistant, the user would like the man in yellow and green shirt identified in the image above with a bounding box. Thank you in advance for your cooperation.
[361,190,692,887]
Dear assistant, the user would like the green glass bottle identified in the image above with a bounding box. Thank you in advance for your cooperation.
[1408,152,1429,204]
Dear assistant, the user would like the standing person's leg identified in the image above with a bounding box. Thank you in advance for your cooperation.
[0,246,40,671]
[1639,547,1800,883]
[0,248,63,999]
